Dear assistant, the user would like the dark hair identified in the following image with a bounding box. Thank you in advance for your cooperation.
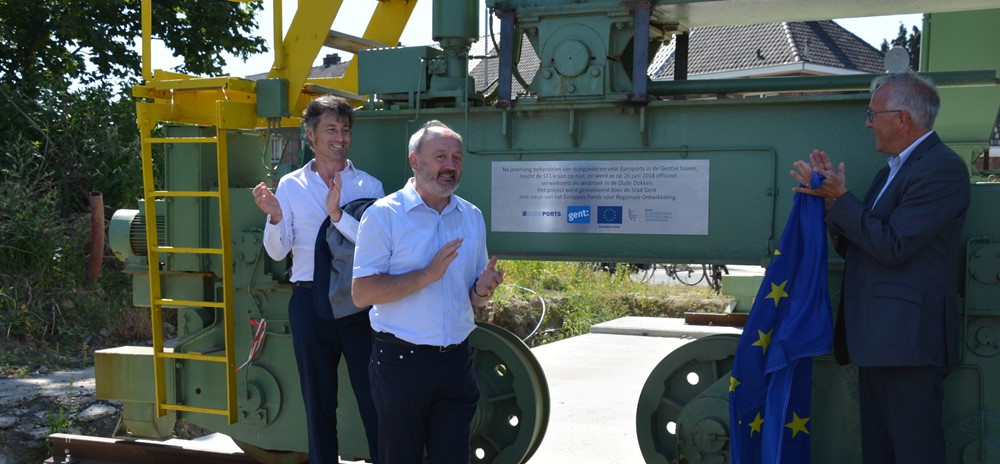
[302,95,354,138]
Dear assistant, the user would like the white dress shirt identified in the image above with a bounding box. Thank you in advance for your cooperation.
[263,159,384,283]
[354,179,489,346]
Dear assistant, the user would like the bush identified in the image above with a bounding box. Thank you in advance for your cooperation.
[0,78,144,349]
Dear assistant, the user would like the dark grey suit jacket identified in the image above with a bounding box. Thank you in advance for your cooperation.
[827,131,970,367]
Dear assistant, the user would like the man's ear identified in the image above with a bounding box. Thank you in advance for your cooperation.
[408,152,418,172]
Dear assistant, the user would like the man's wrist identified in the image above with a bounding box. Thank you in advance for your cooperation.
[472,277,490,298]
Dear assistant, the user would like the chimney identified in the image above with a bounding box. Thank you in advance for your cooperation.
[323,54,341,67]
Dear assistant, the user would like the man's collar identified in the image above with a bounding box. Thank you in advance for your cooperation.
[400,179,461,213]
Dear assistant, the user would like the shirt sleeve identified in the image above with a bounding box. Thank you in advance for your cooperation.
[353,206,392,279]
[331,213,361,244]
[332,174,385,244]
[262,186,294,261]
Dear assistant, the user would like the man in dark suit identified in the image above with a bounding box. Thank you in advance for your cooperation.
[790,72,970,463]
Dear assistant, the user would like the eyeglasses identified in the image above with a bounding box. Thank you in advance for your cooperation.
[866,109,903,123]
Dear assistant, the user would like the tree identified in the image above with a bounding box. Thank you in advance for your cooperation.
[0,0,267,91]
[0,0,268,345]
[880,23,921,72]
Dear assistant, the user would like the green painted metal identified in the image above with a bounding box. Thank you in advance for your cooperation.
[352,93,885,266]
[471,323,551,463]
[924,10,1000,149]
[635,334,740,463]
[648,70,998,97]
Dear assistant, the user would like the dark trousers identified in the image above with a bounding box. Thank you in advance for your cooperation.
[369,338,479,464]
[288,285,379,463]
[858,365,948,464]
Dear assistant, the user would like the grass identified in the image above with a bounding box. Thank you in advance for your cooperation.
[489,260,731,346]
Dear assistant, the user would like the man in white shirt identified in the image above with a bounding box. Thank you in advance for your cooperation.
[352,120,503,464]
[252,95,384,463]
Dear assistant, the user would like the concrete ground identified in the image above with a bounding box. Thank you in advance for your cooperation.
[525,317,742,463]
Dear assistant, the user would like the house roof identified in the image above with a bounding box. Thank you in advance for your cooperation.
[468,34,539,96]
[245,54,350,81]
[649,20,884,80]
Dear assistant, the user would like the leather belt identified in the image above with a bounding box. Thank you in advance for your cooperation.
[374,332,465,353]
[294,281,313,288]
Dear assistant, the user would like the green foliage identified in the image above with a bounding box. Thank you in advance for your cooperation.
[0,77,142,347]
[880,24,922,71]
[0,0,266,90]
[493,260,728,344]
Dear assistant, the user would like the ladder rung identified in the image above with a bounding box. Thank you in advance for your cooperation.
[161,403,230,416]
[324,30,388,53]
[150,191,220,198]
[152,246,224,255]
[158,351,228,363]
[154,298,226,309]
[147,136,218,144]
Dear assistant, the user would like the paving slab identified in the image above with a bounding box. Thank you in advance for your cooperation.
[526,317,742,463]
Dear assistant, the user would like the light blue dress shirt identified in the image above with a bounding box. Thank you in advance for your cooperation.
[354,179,489,346]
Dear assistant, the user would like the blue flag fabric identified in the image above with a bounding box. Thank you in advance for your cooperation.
[729,172,833,464]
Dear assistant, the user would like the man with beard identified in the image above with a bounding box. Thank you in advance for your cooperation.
[352,120,504,464]
[252,95,383,463]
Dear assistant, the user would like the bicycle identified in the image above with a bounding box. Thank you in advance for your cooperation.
[665,263,707,286]
[706,264,729,292]
[638,263,729,293]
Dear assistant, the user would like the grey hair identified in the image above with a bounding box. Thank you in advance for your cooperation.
[870,72,940,130]
[408,120,462,155]
[302,95,354,148]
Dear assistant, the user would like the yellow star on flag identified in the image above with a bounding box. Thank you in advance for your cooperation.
[785,412,810,438]
[774,249,782,256]
[729,376,741,392]
[752,328,773,355]
[749,412,764,437]
[766,280,789,307]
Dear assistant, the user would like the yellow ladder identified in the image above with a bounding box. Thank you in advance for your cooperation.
[138,120,238,423]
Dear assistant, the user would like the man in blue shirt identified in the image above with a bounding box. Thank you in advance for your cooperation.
[353,120,503,463]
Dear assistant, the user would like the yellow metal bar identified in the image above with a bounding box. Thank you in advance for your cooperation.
[272,0,284,71]
[158,351,228,363]
[161,404,230,416]
[152,246,224,255]
[271,0,343,115]
[146,136,219,144]
[215,127,239,423]
[146,77,256,93]
[149,191,220,198]
[137,101,169,418]
[142,0,151,82]
[154,298,226,309]
[218,102,258,129]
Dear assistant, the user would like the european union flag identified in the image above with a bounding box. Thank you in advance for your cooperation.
[597,206,622,224]
[729,172,833,463]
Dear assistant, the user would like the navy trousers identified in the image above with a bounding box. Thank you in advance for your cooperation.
[858,366,948,464]
[369,337,479,464]
[288,284,379,463]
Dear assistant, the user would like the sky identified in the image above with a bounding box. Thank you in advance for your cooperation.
[144,2,922,79]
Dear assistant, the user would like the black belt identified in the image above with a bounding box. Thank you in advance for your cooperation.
[374,332,466,353]
[294,281,313,288]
